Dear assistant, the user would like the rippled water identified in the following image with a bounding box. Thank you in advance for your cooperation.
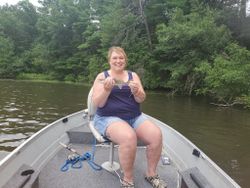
[0,80,89,152]
[0,80,249,187]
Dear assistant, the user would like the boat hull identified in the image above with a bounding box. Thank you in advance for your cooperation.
[0,110,240,188]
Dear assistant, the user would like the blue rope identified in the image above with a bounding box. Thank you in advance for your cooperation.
[60,155,82,172]
[60,137,102,172]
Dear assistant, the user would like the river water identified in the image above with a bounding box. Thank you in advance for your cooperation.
[0,80,249,187]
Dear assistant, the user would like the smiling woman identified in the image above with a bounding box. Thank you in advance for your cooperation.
[91,47,166,188]
[0,0,40,7]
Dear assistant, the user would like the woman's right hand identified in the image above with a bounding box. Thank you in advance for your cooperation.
[103,77,115,91]
[93,75,114,108]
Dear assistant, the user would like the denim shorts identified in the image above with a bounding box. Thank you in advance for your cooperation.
[93,113,148,137]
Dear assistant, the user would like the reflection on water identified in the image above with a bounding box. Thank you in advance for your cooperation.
[0,80,249,187]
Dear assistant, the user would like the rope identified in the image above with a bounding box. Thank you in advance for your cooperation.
[60,139,102,172]
[60,152,102,172]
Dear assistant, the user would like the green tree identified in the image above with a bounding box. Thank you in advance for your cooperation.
[203,0,250,49]
[0,1,38,54]
[0,34,19,78]
[35,0,91,80]
[196,43,250,106]
[153,7,231,94]
[0,0,38,77]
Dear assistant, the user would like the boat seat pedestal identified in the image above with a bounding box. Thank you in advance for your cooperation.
[101,142,120,172]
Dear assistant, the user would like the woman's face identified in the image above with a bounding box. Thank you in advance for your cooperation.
[109,51,126,71]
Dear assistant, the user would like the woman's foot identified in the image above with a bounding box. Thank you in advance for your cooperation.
[145,174,167,188]
[120,179,135,188]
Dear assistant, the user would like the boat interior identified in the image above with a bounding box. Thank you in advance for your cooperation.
[3,122,180,188]
[3,116,219,188]
[39,124,179,188]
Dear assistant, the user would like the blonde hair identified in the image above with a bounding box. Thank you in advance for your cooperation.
[108,46,127,63]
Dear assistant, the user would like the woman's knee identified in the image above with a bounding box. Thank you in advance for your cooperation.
[108,125,137,146]
[121,131,137,146]
[138,123,162,144]
[149,126,163,146]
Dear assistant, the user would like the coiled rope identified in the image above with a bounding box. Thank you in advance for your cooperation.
[60,138,102,172]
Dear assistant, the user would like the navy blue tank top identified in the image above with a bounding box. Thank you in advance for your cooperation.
[96,71,141,120]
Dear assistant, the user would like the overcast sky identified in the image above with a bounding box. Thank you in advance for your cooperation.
[0,0,40,7]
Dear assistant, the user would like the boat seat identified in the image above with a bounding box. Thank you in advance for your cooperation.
[87,87,120,172]
[180,167,214,188]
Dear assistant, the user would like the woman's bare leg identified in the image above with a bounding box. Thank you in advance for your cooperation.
[135,120,163,176]
[106,121,137,183]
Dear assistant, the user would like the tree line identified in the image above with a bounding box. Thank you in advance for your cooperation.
[0,0,250,108]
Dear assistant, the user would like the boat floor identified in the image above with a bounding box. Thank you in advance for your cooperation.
[39,144,179,188]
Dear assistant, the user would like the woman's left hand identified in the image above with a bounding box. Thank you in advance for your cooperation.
[129,80,140,95]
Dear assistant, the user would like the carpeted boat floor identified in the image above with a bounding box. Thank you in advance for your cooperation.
[39,144,179,188]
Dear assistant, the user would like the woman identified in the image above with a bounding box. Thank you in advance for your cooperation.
[92,46,167,188]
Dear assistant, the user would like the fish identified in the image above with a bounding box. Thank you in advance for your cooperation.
[98,78,131,89]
